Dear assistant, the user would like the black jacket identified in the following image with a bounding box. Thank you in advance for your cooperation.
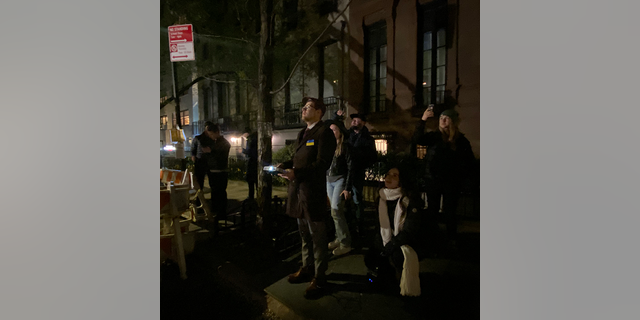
[331,112,377,174]
[282,121,337,221]
[375,194,427,259]
[413,120,475,184]
[326,142,354,191]
[207,137,231,171]
[191,133,214,160]
[242,132,258,175]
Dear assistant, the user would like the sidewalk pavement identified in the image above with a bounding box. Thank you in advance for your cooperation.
[161,179,480,320]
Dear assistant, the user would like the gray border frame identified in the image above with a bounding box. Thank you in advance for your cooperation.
[1,1,159,319]
[3,0,640,319]
[481,0,640,319]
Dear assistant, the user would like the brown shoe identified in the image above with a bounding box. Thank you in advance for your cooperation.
[304,278,326,299]
[287,267,314,284]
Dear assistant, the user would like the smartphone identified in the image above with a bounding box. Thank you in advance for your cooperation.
[263,166,285,174]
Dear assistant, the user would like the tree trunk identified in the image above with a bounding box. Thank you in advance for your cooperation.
[257,0,274,226]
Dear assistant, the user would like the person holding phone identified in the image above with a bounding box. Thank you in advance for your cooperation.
[278,97,336,299]
[325,119,354,257]
[413,105,476,253]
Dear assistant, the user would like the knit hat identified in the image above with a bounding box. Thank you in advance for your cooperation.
[440,109,459,123]
[350,113,367,122]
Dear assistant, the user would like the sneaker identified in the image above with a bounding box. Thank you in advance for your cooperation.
[328,239,340,250]
[332,246,352,256]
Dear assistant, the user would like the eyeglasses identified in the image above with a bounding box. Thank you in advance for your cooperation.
[302,105,316,111]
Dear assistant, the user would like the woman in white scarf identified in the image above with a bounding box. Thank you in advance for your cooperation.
[366,167,424,296]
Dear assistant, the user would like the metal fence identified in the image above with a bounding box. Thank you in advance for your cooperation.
[274,96,340,129]
[186,96,341,134]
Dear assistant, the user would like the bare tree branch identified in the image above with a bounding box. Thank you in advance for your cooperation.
[269,0,352,95]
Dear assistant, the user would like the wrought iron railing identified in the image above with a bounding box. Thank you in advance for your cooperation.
[274,96,341,129]
[187,96,341,134]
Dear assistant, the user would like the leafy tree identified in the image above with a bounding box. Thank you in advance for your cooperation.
[160,0,350,220]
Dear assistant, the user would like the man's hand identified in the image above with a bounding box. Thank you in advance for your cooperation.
[202,146,212,153]
[336,109,344,116]
[421,106,435,121]
[340,190,351,200]
[278,169,295,181]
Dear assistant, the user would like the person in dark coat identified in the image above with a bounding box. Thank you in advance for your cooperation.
[278,97,337,299]
[242,127,258,200]
[365,165,427,296]
[205,123,231,219]
[191,122,215,191]
[413,106,476,249]
[332,110,377,238]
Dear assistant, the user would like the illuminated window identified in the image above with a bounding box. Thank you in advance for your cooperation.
[160,115,168,129]
[375,139,388,155]
[172,111,190,127]
[416,145,427,159]
[180,110,190,126]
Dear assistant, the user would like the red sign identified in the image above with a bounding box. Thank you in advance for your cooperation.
[168,24,195,62]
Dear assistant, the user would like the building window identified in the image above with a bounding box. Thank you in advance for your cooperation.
[420,1,447,106]
[171,111,190,127]
[365,22,387,113]
[375,139,388,155]
[160,115,168,129]
[180,110,190,126]
[416,145,427,159]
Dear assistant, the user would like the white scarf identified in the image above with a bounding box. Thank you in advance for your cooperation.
[378,187,408,246]
[400,245,421,296]
[378,187,421,297]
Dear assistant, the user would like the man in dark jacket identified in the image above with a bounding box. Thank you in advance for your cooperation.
[242,127,258,200]
[333,110,377,237]
[206,123,231,220]
[191,122,216,219]
[191,122,215,191]
[192,122,231,220]
[279,97,337,299]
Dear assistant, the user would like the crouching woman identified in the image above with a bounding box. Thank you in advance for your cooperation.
[365,166,425,296]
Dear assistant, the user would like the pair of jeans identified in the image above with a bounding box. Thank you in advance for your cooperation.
[326,177,351,248]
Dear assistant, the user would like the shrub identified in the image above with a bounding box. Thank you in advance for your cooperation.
[272,144,295,165]
[162,156,187,170]
[228,158,247,181]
